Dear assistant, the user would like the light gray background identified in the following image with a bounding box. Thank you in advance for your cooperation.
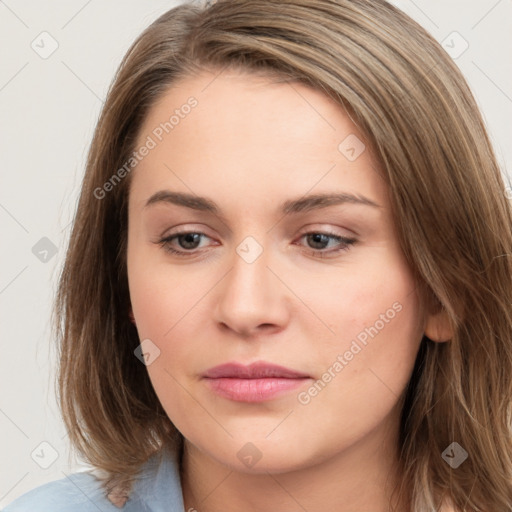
[1,0,511,506]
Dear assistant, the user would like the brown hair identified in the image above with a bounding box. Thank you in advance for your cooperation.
[54,0,512,510]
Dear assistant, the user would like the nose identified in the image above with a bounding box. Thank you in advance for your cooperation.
[213,240,290,338]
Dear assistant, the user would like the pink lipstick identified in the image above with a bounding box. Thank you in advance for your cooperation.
[202,361,311,402]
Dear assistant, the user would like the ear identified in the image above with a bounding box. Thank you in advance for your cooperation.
[128,307,136,325]
[424,308,452,342]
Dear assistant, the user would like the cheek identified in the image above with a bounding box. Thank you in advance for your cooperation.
[301,250,421,349]
[127,259,205,429]
[302,250,423,392]
[127,250,203,340]
[288,278,422,454]
[303,262,422,408]
[127,253,216,386]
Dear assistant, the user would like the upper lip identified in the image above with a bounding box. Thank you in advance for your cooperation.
[202,361,310,379]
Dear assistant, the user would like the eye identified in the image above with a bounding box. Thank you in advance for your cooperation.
[296,231,357,258]
[157,231,213,257]
[156,230,357,258]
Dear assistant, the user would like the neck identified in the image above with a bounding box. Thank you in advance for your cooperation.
[179,416,409,512]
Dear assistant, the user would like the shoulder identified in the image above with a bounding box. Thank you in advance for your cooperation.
[3,448,184,512]
[2,471,123,512]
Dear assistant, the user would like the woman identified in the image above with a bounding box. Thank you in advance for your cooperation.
[5,0,512,510]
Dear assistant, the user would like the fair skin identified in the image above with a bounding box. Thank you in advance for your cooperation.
[126,68,452,512]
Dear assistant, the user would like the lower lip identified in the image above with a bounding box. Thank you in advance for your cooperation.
[204,377,310,402]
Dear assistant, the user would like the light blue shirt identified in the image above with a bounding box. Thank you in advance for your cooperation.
[3,447,185,511]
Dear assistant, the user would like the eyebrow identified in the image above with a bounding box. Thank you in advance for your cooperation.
[144,190,381,215]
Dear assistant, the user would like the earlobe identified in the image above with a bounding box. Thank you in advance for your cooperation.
[424,308,452,342]
[128,308,136,325]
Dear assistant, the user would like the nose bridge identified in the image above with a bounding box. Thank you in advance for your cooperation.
[226,234,272,304]
[213,233,288,333]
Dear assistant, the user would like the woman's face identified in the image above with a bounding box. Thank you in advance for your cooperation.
[126,68,429,473]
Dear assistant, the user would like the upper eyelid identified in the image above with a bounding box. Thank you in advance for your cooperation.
[160,228,356,245]
[161,226,354,238]
[160,220,359,236]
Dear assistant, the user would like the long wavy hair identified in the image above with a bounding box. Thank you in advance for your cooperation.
[54,0,512,509]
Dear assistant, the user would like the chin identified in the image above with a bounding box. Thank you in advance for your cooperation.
[202,437,320,475]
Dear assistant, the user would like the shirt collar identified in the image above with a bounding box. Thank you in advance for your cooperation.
[130,445,185,511]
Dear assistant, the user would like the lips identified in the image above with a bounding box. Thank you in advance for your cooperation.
[202,361,311,402]
[202,361,310,379]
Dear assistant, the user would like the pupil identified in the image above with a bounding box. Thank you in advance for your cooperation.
[309,233,328,249]
[180,233,200,249]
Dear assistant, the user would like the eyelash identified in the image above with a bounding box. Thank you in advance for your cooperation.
[156,230,357,259]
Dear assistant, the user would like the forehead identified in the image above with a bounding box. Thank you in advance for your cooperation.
[137,68,364,151]
[129,69,388,217]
